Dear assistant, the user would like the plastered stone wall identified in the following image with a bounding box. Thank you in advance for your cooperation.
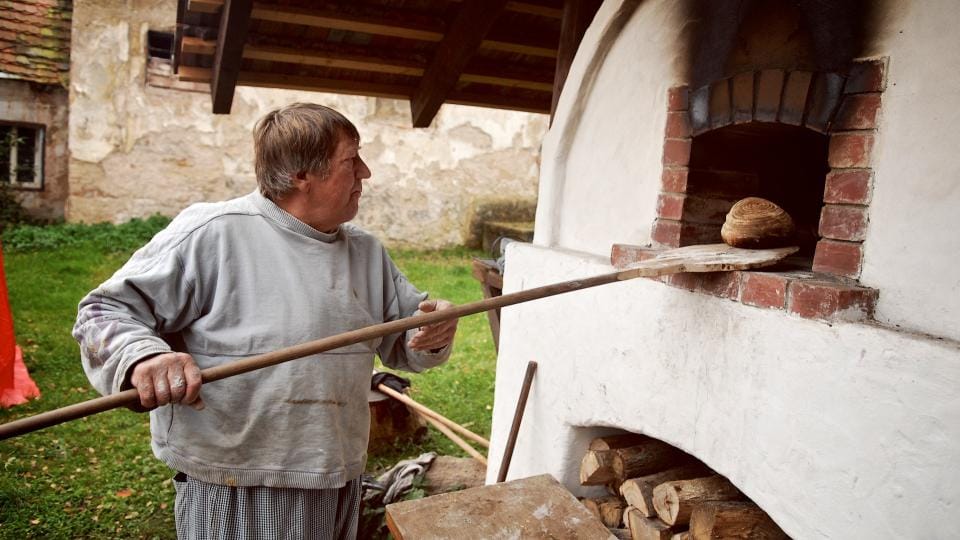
[67,0,547,249]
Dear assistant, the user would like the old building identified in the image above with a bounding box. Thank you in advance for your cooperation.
[0,0,71,221]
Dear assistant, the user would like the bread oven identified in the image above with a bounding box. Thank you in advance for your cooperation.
[487,1,960,538]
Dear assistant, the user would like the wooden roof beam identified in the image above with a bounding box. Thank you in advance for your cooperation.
[410,0,509,127]
[211,0,253,114]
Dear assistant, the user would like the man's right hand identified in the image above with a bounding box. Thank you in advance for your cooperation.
[129,352,204,410]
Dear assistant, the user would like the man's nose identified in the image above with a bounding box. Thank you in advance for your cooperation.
[356,157,372,180]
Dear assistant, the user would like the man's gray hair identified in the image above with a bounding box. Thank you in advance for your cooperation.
[253,103,360,200]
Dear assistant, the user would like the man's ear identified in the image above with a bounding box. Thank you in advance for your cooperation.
[291,171,311,193]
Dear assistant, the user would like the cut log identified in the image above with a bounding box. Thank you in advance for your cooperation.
[689,501,789,539]
[620,464,713,517]
[581,497,601,519]
[590,433,650,451]
[606,480,625,497]
[599,496,627,528]
[612,439,694,480]
[580,449,618,485]
[671,533,691,540]
[625,506,685,540]
[610,528,632,540]
[581,496,625,527]
[652,475,743,526]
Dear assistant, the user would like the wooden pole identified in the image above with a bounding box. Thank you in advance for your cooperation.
[0,244,796,441]
[375,383,489,448]
[496,360,537,482]
[416,410,487,465]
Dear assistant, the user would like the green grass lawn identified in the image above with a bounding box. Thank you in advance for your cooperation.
[0,220,496,539]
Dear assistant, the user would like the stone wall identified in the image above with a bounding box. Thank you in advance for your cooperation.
[67,0,547,248]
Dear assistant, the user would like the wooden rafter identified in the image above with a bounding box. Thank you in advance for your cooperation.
[181,37,554,91]
[410,0,509,127]
[211,0,253,114]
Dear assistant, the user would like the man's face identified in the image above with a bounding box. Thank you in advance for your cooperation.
[302,134,371,232]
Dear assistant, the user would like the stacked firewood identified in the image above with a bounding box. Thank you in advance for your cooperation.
[578,434,789,540]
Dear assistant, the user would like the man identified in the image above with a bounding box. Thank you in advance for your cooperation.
[73,103,458,539]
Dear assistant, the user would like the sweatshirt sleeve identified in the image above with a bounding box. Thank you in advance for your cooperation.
[73,235,201,396]
[376,253,452,373]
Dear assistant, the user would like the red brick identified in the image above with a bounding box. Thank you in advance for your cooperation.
[780,71,813,125]
[666,272,698,291]
[732,71,754,124]
[696,271,741,299]
[824,169,872,204]
[668,86,689,111]
[741,272,789,309]
[709,78,732,130]
[663,138,692,167]
[828,132,875,168]
[755,69,785,122]
[652,219,681,247]
[819,205,868,241]
[665,271,741,299]
[682,195,735,224]
[788,280,877,321]
[833,93,881,130]
[805,72,845,133]
[665,111,691,138]
[657,193,685,220]
[812,239,863,277]
[845,58,887,94]
[678,222,722,245]
[661,167,689,193]
[611,244,661,269]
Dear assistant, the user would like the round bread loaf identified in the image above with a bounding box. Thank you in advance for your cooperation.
[720,197,795,248]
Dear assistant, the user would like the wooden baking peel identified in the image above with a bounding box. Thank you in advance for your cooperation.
[0,243,796,441]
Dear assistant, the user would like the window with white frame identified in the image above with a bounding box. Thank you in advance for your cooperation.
[0,122,44,189]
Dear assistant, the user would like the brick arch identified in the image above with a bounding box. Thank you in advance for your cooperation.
[615,58,888,322]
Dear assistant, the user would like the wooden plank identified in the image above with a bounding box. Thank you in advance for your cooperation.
[552,0,603,119]
[410,0,509,127]
[507,1,564,19]
[250,2,444,42]
[181,36,217,55]
[211,0,253,114]
[243,45,425,76]
[177,67,414,100]
[447,90,551,114]
[385,474,613,540]
[482,36,558,58]
[187,0,222,14]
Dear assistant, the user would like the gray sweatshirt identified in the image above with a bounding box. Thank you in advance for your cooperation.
[73,191,449,489]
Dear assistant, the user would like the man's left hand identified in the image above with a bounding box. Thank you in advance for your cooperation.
[408,299,458,352]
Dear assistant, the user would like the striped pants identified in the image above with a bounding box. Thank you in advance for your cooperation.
[173,473,361,540]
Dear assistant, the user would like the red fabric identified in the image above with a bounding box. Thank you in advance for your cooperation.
[0,243,40,407]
